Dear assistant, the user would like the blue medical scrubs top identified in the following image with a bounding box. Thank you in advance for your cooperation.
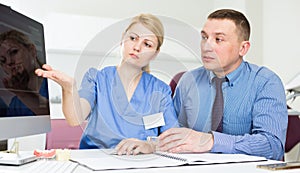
[78,66,178,149]
[6,79,49,116]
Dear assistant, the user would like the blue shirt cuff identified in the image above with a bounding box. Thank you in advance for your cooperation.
[211,131,235,153]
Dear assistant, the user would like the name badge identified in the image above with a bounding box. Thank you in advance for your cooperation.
[142,112,165,130]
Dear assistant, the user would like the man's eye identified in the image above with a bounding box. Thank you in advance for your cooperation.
[216,38,223,42]
[201,35,208,40]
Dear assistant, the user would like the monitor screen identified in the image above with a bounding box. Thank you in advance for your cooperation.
[0,4,51,140]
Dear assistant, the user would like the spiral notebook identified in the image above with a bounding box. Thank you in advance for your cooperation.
[70,149,267,171]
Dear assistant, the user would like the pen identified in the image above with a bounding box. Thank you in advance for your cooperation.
[147,136,158,142]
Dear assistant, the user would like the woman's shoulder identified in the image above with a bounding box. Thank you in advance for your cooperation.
[82,66,116,83]
[86,66,116,76]
[143,72,170,90]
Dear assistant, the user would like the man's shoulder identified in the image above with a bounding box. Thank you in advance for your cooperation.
[176,67,209,91]
[180,66,207,81]
[246,62,280,80]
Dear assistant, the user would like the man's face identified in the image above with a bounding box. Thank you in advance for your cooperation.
[200,19,246,77]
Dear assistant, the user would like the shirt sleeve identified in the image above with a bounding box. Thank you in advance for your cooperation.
[159,84,179,133]
[78,68,98,109]
[173,72,201,128]
[173,77,187,127]
[211,73,288,160]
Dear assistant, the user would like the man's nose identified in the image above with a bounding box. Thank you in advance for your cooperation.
[202,39,213,51]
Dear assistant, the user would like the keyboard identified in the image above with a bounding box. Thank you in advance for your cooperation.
[26,160,78,173]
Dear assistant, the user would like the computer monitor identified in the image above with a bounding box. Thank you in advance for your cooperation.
[0,4,51,164]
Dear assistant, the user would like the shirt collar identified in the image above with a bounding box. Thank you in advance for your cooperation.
[226,60,246,87]
[208,60,246,87]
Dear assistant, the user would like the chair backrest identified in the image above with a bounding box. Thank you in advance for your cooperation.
[169,71,186,97]
[46,119,87,150]
[285,115,300,153]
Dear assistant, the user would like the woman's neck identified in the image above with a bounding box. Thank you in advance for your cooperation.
[117,62,143,101]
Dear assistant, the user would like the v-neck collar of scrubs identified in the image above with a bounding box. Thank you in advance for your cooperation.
[112,67,148,117]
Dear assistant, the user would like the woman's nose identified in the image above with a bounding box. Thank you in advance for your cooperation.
[133,41,142,52]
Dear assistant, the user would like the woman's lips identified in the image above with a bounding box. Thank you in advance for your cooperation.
[129,53,139,59]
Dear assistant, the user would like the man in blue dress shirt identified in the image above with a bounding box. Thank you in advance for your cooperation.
[158,9,287,160]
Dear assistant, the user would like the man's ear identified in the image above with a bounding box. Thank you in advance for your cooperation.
[239,41,250,56]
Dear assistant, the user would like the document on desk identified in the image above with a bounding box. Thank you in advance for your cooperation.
[155,152,267,165]
[70,149,267,171]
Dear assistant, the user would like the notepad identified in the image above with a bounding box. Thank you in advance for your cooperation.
[70,149,267,171]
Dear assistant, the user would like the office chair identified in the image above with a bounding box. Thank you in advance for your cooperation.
[285,73,300,160]
[284,105,300,162]
[46,119,87,150]
[284,102,300,160]
[285,110,300,157]
[169,71,186,97]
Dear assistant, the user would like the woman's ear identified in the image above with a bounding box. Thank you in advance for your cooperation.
[239,41,250,57]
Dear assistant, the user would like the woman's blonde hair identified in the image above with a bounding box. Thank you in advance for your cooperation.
[124,14,164,73]
[0,30,41,67]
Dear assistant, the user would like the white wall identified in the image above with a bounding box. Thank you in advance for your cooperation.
[262,0,300,112]
[0,0,299,156]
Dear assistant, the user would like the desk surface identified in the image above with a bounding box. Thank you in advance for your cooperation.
[0,150,300,173]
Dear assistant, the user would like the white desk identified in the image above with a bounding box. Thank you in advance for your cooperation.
[0,150,299,173]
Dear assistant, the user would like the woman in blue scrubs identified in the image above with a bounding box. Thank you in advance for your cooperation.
[36,14,178,155]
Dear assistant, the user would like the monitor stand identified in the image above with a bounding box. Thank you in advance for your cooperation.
[0,140,37,165]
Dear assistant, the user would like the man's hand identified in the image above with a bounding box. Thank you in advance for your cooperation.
[115,138,156,155]
[158,127,214,153]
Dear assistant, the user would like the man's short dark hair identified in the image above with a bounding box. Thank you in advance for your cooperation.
[208,9,250,41]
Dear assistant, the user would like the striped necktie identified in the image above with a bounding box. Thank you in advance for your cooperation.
[211,77,226,132]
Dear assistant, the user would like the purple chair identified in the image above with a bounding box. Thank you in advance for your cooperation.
[285,106,300,160]
[46,119,86,150]
[169,71,185,97]
[285,116,300,152]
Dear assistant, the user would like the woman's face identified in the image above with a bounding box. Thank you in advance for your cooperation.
[0,39,35,76]
[121,23,159,69]
[0,39,36,90]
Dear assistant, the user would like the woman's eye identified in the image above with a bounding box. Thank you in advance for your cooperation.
[0,56,6,64]
[145,43,152,48]
[9,48,18,56]
[130,36,136,41]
